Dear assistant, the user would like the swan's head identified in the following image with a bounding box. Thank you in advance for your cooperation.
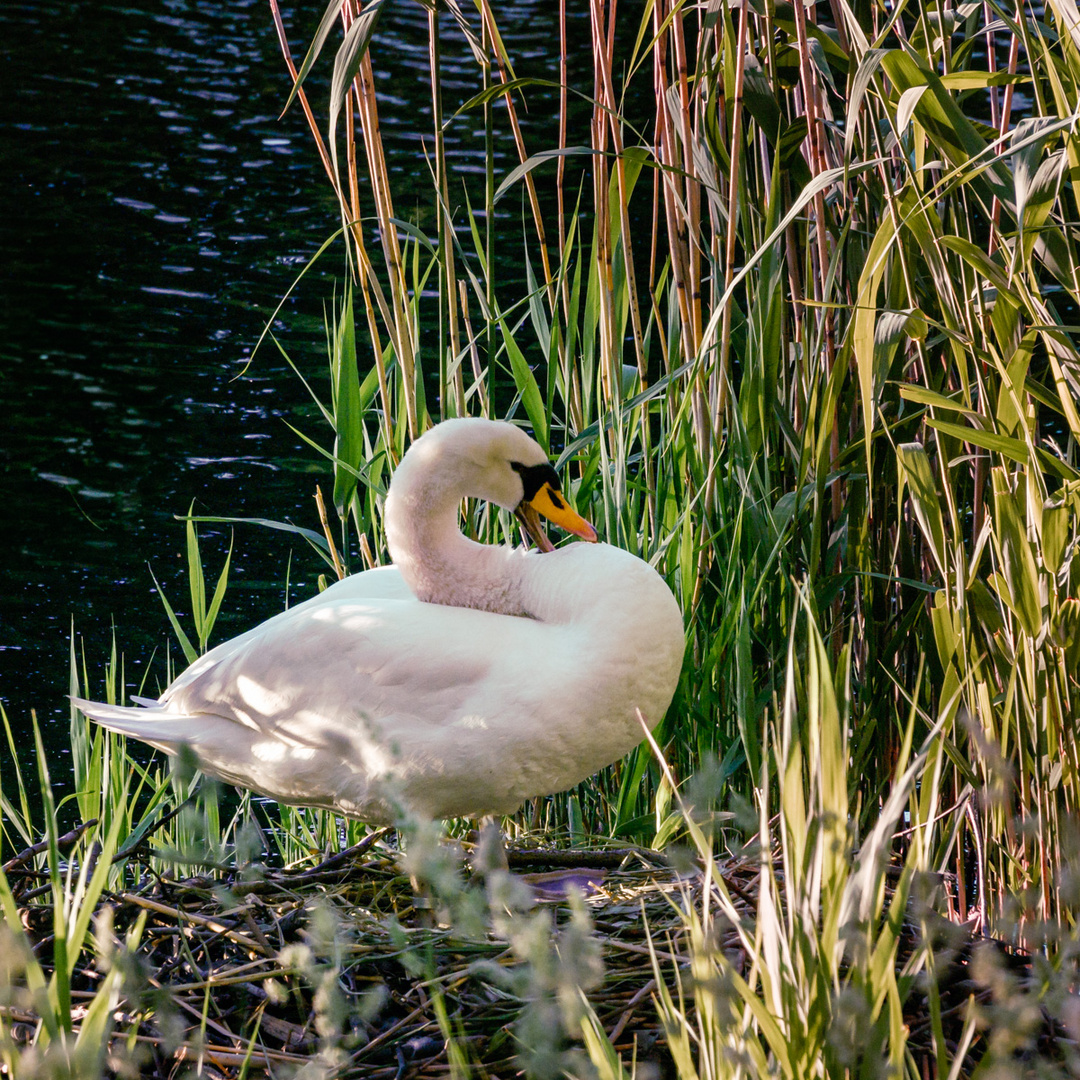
[389,418,597,552]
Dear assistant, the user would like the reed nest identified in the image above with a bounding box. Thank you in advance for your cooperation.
[0,828,1063,1078]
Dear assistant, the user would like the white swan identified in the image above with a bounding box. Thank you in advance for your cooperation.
[74,419,685,823]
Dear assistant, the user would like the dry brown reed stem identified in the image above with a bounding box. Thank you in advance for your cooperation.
[267,0,395,450]
[477,0,555,299]
[267,0,340,201]
[664,3,710,460]
[716,0,750,428]
[590,0,648,387]
[346,87,361,229]
[557,0,569,277]
[427,11,465,420]
[315,484,347,580]
[343,0,418,441]
[651,9,688,384]
[791,0,839,515]
[458,280,490,416]
[589,0,618,407]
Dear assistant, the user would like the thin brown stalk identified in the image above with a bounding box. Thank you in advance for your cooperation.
[477,0,555,296]
[315,485,346,580]
[590,0,618,407]
[715,0,750,431]
[345,0,419,439]
[653,1,695,438]
[267,0,341,201]
[268,0,395,448]
[429,7,464,419]
[591,0,648,387]
[791,0,839,519]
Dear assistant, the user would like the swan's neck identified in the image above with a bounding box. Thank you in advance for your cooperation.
[385,483,526,613]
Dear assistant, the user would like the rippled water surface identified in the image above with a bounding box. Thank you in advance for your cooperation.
[1,0,583,749]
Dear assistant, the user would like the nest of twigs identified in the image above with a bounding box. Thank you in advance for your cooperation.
[0,827,1059,1078]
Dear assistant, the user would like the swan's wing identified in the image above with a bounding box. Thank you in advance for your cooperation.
[163,566,413,695]
[162,595,516,745]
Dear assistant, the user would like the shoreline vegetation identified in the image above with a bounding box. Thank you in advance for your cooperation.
[5,0,1080,1075]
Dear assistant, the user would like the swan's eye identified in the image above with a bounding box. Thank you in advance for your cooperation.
[510,461,561,503]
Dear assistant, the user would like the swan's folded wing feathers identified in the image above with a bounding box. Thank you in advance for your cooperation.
[161,597,498,748]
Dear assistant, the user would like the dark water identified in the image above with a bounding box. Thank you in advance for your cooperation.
[0,0,583,756]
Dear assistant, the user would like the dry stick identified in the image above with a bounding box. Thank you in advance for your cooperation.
[152,978,306,1068]
[169,1041,309,1070]
[314,484,347,580]
[347,1002,433,1063]
[2,818,98,874]
[606,977,657,1043]
[289,826,392,878]
[113,798,196,864]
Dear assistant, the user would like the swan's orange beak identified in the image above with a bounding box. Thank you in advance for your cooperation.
[515,482,597,552]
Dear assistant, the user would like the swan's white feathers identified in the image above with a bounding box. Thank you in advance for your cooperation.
[74,419,685,822]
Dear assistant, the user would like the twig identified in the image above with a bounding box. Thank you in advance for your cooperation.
[118,893,273,957]
[3,818,98,874]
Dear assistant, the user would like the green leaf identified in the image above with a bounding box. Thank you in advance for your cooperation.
[332,287,365,514]
[499,319,548,450]
[898,383,977,416]
[180,515,332,553]
[897,443,947,578]
[203,531,234,649]
[454,76,557,116]
[494,146,601,205]
[149,565,198,666]
[925,418,1030,465]
[939,235,1014,294]
[328,0,387,179]
[991,468,1044,638]
[185,508,206,642]
[280,0,350,117]
[939,71,1028,90]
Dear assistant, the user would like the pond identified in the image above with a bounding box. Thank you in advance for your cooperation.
[0,0,598,764]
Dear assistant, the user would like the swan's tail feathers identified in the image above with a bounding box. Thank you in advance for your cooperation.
[70,696,197,756]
